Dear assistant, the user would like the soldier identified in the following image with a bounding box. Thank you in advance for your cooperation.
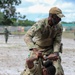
[21,50,56,75]
[24,7,65,75]
[4,28,11,43]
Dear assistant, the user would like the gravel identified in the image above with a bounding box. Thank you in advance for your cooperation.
[0,35,75,75]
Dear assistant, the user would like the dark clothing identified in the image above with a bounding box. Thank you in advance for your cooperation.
[4,28,11,43]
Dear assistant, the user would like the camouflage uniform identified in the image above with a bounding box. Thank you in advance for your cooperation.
[21,64,41,75]
[22,18,64,75]
[21,6,65,75]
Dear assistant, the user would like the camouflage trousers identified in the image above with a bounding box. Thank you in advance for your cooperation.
[53,57,64,75]
[21,48,64,75]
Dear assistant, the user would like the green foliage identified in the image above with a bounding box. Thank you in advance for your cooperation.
[23,19,35,26]
[2,16,13,25]
[0,12,4,24]
[0,0,21,17]
[62,21,75,24]
[12,19,35,26]
[62,21,67,24]
[0,0,22,25]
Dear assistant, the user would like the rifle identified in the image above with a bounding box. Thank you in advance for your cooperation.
[38,57,43,75]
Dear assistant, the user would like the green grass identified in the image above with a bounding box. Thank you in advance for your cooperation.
[11,31,26,35]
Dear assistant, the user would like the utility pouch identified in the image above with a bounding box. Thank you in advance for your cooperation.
[59,43,63,53]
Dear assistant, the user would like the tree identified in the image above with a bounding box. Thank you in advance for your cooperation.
[0,0,21,17]
[0,12,4,24]
[23,19,35,26]
[0,0,22,25]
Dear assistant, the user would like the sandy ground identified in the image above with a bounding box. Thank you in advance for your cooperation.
[0,35,75,75]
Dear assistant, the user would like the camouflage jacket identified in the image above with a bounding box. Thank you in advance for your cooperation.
[24,18,63,52]
[21,64,42,75]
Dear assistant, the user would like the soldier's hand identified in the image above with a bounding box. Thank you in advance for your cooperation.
[33,48,38,52]
[47,53,59,61]
[32,48,43,59]
[36,51,43,59]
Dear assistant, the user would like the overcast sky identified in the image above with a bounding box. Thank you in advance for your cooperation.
[16,0,75,22]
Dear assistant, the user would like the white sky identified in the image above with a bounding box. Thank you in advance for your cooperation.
[16,0,75,22]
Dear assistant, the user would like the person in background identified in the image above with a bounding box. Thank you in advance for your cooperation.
[24,7,65,75]
[4,28,11,43]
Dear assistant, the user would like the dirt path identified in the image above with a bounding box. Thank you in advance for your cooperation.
[0,35,75,75]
